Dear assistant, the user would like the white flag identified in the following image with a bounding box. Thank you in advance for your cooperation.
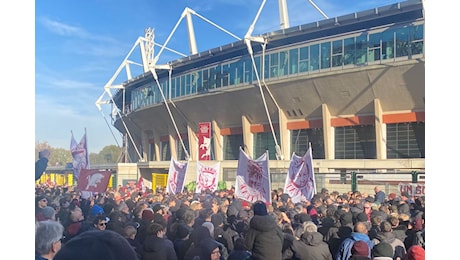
[166,158,188,195]
[235,147,271,203]
[196,161,220,193]
[70,130,90,180]
[283,147,316,203]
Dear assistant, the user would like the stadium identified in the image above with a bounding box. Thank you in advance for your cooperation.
[94,0,425,192]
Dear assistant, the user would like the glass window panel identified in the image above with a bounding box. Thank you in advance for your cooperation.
[395,27,409,57]
[264,54,270,79]
[161,141,171,161]
[243,59,252,83]
[149,143,155,161]
[289,48,298,74]
[335,125,376,159]
[355,35,367,64]
[291,128,325,159]
[270,52,279,78]
[332,40,343,67]
[190,71,201,94]
[180,75,186,96]
[343,37,355,65]
[321,42,331,69]
[368,33,381,62]
[299,47,309,73]
[279,51,289,76]
[381,29,395,60]
[214,65,222,88]
[222,64,229,87]
[209,67,216,89]
[386,122,424,158]
[253,132,280,160]
[176,137,189,160]
[310,44,320,71]
[223,134,244,160]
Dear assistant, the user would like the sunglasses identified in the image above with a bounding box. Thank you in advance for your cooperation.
[41,199,48,202]
[99,222,107,226]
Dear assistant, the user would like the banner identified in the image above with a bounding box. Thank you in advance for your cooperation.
[198,122,211,160]
[398,183,425,197]
[166,158,188,195]
[70,130,90,180]
[283,147,316,203]
[196,161,220,193]
[77,169,111,198]
[235,147,271,203]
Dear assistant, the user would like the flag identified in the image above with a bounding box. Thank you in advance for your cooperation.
[70,130,90,180]
[283,147,316,203]
[198,122,211,160]
[196,161,220,193]
[166,158,188,195]
[235,147,271,203]
[136,176,145,192]
[77,169,111,198]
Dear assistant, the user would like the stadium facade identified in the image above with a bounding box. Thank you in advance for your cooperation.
[99,0,425,186]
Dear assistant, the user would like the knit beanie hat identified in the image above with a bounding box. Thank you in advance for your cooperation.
[372,242,393,258]
[142,209,155,222]
[351,241,369,256]
[406,245,425,260]
[90,205,104,217]
[253,201,268,216]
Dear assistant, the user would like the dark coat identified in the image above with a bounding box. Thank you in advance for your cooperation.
[245,215,284,260]
[284,231,333,260]
[142,235,177,260]
[214,226,234,252]
[35,157,48,180]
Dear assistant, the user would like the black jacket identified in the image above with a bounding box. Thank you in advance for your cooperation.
[142,235,177,260]
[35,158,48,180]
[245,215,284,260]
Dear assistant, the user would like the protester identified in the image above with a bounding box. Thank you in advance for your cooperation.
[35,182,425,260]
[35,220,64,260]
[245,201,284,260]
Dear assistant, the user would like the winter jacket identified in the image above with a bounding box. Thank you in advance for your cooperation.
[245,215,284,260]
[284,231,333,260]
[142,235,177,260]
[335,232,374,260]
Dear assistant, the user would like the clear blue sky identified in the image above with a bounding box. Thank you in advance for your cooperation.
[35,0,411,153]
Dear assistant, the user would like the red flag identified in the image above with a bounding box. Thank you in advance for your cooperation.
[198,122,211,160]
[77,169,111,193]
[136,176,144,190]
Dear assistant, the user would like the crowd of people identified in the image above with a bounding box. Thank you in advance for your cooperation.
[35,183,425,260]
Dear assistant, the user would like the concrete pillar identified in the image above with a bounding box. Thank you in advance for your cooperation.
[212,120,223,161]
[169,131,177,160]
[153,131,160,162]
[278,110,289,160]
[242,115,253,157]
[187,125,198,161]
[322,104,334,159]
[374,99,386,159]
